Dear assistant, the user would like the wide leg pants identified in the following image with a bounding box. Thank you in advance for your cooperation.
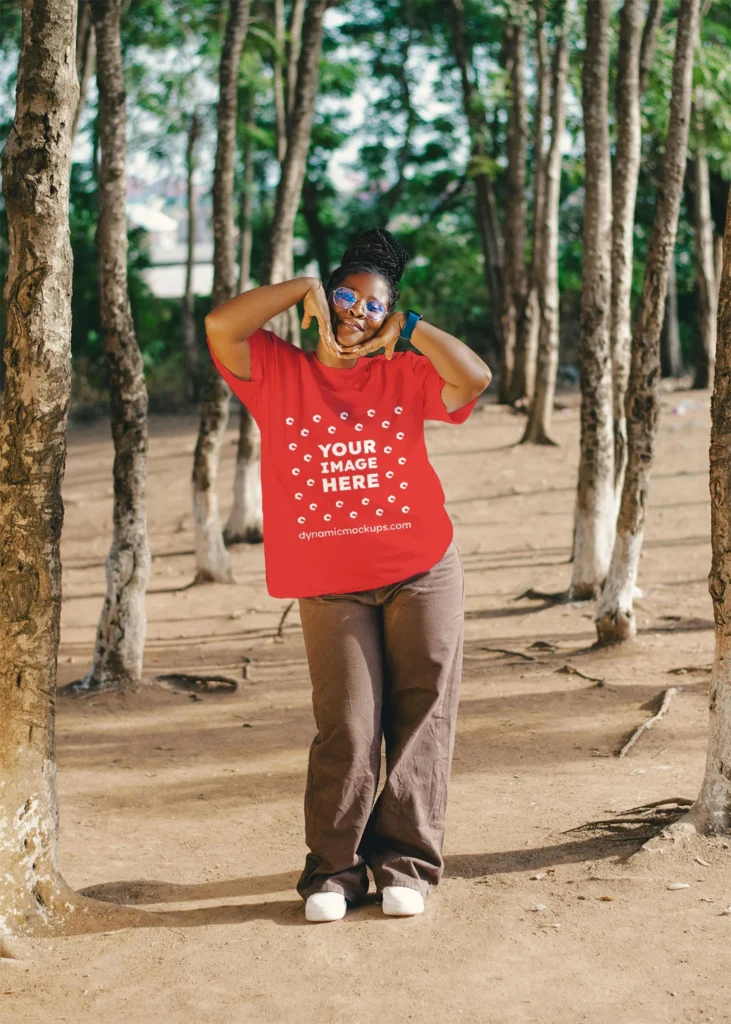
[296,538,465,902]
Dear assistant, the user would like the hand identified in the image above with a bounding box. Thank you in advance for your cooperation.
[301,281,343,358]
[345,311,406,361]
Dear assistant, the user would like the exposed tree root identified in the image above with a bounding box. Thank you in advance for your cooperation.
[515,587,569,603]
[275,600,296,641]
[481,646,537,662]
[556,664,607,685]
[617,686,680,757]
[563,798,694,843]
[155,673,238,694]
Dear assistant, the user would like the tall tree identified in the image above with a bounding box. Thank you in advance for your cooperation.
[595,0,699,643]
[79,0,151,691]
[690,145,717,388]
[502,6,529,405]
[669,180,731,835]
[183,106,202,404]
[448,0,505,370]
[71,0,95,145]
[610,0,662,506]
[511,0,549,410]
[192,0,251,583]
[0,0,81,942]
[237,95,258,294]
[260,0,330,299]
[521,1,569,445]
[661,254,683,376]
[570,0,614,600]
[225,0,330,545]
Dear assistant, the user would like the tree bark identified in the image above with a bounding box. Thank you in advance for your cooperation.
[502,11,529,405]
[237,97,257,295]
[192,0,251,583]
[595,0,699,643]
[661,253,683,377]
[273,0,288,165]
[302,175,332,285]
[448,0,505,368]
[183,108,201,404]
[521,6,569,445]
[71,0,95,146]
[611,0,650,510]
[513,0,549,411]
[0,0,82,939]
[570,0,615,600]
[691,148,717,389]
[670,182,731,834]
[260,0,328,293]
[79,0,151,691]
[286,0,306,132]
[224,0,328,546]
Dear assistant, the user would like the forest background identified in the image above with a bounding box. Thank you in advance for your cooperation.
[2,0,730,414]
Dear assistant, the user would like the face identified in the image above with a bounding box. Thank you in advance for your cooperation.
[328,271,391,348]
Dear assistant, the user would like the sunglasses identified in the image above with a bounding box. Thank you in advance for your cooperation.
[331,286,387,322]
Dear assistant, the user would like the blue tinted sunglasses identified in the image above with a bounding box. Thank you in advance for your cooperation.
[332,286,387,321]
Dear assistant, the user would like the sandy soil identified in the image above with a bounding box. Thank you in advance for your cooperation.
[3,388,731,1024]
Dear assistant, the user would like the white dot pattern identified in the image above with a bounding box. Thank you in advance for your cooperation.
[285,400,415,527]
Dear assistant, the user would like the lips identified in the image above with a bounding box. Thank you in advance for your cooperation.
[339,319,363,333]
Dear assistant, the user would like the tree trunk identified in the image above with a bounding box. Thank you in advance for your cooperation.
[71,0,95,145]
[691,149,717,389]
[595,0,699,643]
[260,0,327,292]
[192,0,251,583]
[273,0,288,165]
[0,0,82,941]
[183,108,201,405]
[610,0,647,511]
[286,0,306,132]
[669,182,731,834]
[502,12,529,406]
[449,0,505,369]
[302,175,332,285]
[570,0,615,600]
[237,97,257,295]
[78,0,151,692]
[661,253,682,376]
[224,0,328,546]
[521,7,569,445]
[513,0,549,412]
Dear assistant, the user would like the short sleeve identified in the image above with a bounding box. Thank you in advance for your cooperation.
[409,351,480,424]
[206,327,280,417]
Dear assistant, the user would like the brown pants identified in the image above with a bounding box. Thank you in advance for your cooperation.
[296,538,465,903]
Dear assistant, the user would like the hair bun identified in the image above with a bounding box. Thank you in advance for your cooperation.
[341,228,410,286]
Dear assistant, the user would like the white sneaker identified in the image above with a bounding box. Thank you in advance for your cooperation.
[305,892,347,922]
[381,886,425,916]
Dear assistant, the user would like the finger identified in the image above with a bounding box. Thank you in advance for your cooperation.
[302,312,312,329]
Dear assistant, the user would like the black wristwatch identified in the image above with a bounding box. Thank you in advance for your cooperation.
[398,309,423,343]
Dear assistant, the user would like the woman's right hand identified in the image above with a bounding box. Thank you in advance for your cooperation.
[301,281,343,357]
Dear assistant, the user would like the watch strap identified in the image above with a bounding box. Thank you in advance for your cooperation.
[398,309,423,342]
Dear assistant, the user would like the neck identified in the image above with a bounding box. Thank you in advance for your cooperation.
[314,341,360,370]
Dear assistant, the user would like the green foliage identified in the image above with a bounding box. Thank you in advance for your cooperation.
[1,0,730,406]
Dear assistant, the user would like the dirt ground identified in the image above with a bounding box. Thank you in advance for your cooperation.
[3,387,731,1024]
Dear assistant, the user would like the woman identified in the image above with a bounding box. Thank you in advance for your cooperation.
[206,229,491,922]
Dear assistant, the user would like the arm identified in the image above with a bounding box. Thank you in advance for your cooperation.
[204,276,318,379]
[408,319,492,413]
[338,310,493,414]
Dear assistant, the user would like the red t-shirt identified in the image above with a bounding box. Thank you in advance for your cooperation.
[207,329,479,598]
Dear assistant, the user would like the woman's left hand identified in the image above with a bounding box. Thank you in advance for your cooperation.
[346,311,406,361]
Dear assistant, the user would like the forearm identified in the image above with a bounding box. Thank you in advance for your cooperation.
[409,318,492,390]
[205,276,318,352]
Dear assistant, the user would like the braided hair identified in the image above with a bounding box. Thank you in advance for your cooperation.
[324,228,410,313]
